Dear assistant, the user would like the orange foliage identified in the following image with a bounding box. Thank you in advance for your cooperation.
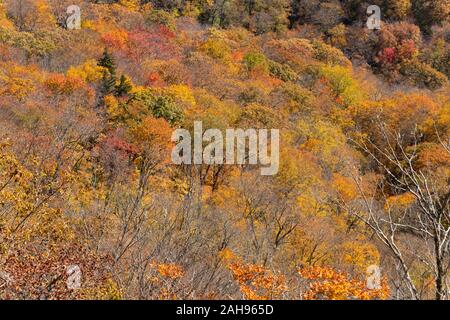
[299,266,390,300]
[157,263,184,280]
[225,252,288,300]
[45,74,86,95]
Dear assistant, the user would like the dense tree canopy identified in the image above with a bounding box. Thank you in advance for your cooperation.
[0,0,448,300]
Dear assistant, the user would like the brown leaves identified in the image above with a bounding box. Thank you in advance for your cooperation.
[1,243,114,300]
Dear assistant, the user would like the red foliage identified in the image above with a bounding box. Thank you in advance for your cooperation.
[379,47,396,65]
[102,131,139,156]
[146,71,161,86]
[94,129,138,183]
[125,26,180,62]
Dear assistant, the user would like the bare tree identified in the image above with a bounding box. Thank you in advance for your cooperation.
[348,123,450,300]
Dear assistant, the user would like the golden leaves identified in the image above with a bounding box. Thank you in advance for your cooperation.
[341,242,380,274]
[0,62,40,99]
[67,60,105,83]
[385,193,416,212]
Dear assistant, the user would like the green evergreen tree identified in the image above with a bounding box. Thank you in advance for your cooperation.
[100,70,117,96]
[115,75,133,97]
[98,48,118,97]
[98,48,116,75]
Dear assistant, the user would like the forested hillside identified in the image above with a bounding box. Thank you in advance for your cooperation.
[0,0,449,300]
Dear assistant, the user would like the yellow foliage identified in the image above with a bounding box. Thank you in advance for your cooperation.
[34,0,56,28]
[341,241,380,273]
[219,248,235,261]
[297,120,348,172]
[104,94,121,118]
[82,279,123,300]
[320,65,365,107]
[385,193,416,211]
[0,141,73,244]
[119,0,140,11]
[0,2,14,30]
[8,0,56,31]
[0,62,41,99]
[200,37,231,63]
[67,60,105,83]
[161,84,196,108]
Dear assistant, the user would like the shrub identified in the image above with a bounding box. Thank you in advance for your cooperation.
[243,52,270,74]
[400,60,448,89]
[320,65,365,107]
[145,9,177,31]
[201,37,231,62]
[312,40,351,67]
[268,60,298,82]
[129,90,184,125]
[384,0,411,21]
[325,23,347,48]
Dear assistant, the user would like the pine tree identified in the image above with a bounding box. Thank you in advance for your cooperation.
[115,75,133,97]
[101,71,116,96]
[98,48,117,97]
[98,48,116,75]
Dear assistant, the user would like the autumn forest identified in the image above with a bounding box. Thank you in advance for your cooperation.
[0,0,449,300]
